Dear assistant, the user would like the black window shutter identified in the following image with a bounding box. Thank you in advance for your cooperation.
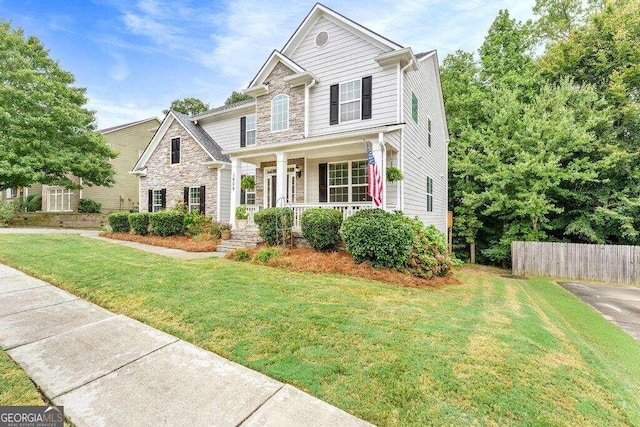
[319,163,328,202]
[171,138,180,164]
[362,76,372,120]
[183,187,189,205]
[199,186,206,214]
[240,117,246,148]
[329,85,339,125]
[160,188,167,209]
[240,189,246,205]
[148,189,153,212]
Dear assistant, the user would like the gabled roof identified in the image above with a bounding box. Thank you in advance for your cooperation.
[98,117,160,134]
[415,50,436,60]
[131,111,229,173]
[191,99,255,120]
[282,3,403,58]
[247,50,307,89]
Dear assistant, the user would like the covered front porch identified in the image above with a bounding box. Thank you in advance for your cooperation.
[226,127,403,229]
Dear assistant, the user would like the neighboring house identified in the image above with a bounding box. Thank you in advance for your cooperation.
[132,3,448,232]
[1,184,42,206]
[42,117,160,213]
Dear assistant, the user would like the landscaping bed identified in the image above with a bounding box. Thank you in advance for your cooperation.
[99,232,217,252]
[227,247,459,287]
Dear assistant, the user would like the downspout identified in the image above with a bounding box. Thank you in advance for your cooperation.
[400,130,404,211]
[399,59,414,123]
[304,79,317,138]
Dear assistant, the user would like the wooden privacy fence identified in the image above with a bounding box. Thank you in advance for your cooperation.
[511,241,640,284]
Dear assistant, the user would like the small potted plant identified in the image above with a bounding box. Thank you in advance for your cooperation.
[219,222,232,240]
[386,166,403,182]
[235,205,249,230]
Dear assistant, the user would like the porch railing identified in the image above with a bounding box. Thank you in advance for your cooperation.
[246,205,259,226]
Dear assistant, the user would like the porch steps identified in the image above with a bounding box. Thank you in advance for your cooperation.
[216,228,262,254]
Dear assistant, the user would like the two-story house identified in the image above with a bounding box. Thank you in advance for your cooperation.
[132,3,448,232]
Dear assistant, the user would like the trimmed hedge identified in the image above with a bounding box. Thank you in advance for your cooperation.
[341,209,415,269]
[78,198,102,213]
[301,208,343,251]
[26,194,41,212]
[128,212,150,235]
[149,211,185,237]
[253,207,293,245]
[108,212,130,233]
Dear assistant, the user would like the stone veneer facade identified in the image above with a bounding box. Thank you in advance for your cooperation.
[255,62,305,146]
[139,121,218,217]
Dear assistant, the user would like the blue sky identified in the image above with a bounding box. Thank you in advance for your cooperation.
[0,0,535,129]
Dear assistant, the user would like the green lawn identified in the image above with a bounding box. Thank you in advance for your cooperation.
[0,234,639,425]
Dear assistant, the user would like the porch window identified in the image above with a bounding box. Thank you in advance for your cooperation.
[188,187,201,213]
[340,79,361,122]
[246,114,256,145]
[48,188,73,212]
[328,160,371,203]
[152,189,163,212]
[271,94,289,131]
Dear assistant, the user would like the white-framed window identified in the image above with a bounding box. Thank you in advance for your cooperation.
[246,114,257,145]
[426,176,433,212]
[48,188,73,212]
[328,160,371,203]
[189,187,201,213]
[152,189,163,212]
[5,188,17,199]
[271,94,289,132]
[340,79,361,122]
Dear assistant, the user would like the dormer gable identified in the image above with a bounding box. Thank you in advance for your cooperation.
[243,50,318,97]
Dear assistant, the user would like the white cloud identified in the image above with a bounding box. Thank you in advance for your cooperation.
[108,53,130,81]
[87,94,163,129]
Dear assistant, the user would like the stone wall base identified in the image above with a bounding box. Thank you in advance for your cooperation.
[8,212,108,229]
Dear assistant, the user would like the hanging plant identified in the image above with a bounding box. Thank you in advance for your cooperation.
[240,175,255,191]
[386,166,403,182]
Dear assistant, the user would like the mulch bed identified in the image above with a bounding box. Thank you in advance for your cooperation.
[227,247,459,288]
[99,232,217,252]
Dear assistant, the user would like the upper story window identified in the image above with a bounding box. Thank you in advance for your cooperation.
[246,114,256,145]
[170,137,181,164]
[271,94,289,132]
[340,79,361,122]
[426,176,433,212]
[330,76,372,125]
[427,117,432,147]
[412,93,418,123]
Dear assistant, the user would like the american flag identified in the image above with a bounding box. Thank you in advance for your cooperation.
[366,143,383,207]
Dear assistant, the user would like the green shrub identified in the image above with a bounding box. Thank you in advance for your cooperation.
[185,214,221,240]
[233,248,251,261]
[341,209,415,269]
[253,247,281,263]
[108,212,130,233]
[406,220,454,278]
[78,198,102,213]
[128,212,150,235]
[235,205,248,220]
[0,200,14,223]
[26,194,41,212]
[301,208,343,251]
[12,197,27,213]
[149,211,185,236]
[253,207,293,245]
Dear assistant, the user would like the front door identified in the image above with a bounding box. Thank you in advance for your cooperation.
[265,170,296,208]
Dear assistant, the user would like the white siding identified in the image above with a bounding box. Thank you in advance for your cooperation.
[401,55,448,232]
[289,16,398,137]
[218,168,232,223]
[200,114,242,153]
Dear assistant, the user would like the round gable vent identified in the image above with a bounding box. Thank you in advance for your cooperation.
[315,31,329,47]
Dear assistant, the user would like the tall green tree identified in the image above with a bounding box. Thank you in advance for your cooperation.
[0,21,116,191]
[163,97,210,116]
[224,91,252,105]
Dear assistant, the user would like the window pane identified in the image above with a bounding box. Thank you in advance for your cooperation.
[329,187,348,203]
[246,193,256,205]
[271,95,288,131]
[329,163,348,186]
[247,130,256,146]
[340,80,360,102]
[352,185,369,202]
[351,161,367,185]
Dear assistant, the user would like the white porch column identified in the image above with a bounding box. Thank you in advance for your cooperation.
[230,157,242,228]
[373,133,387,210]
[276,152,288,207]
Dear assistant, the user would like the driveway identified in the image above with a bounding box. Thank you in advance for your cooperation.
[560,282,640,341]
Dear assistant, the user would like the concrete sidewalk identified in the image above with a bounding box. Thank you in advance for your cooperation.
[0,264,371,426]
